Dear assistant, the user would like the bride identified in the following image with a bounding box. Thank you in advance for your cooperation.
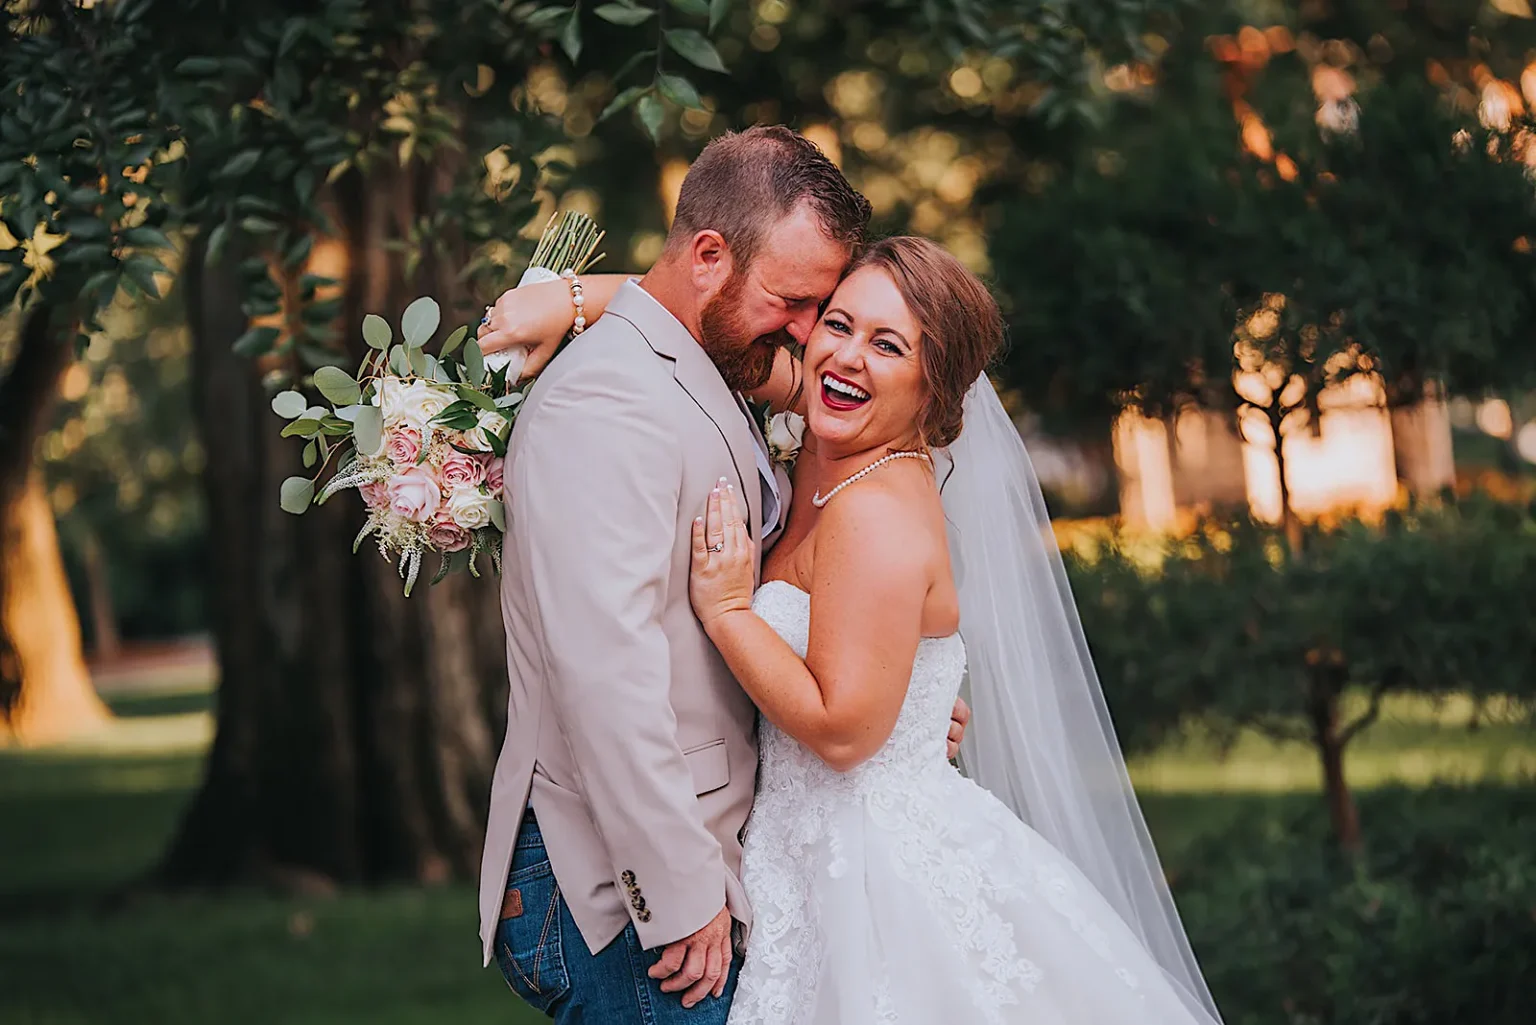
[492,236,1224,1024]
[687,237,1223,1025]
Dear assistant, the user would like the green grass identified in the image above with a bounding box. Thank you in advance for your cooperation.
[1,683,1531,1024]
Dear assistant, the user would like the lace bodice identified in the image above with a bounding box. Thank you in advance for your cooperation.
[748,580,966,797]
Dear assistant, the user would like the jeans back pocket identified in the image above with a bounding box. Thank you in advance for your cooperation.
[495,859,571,1013]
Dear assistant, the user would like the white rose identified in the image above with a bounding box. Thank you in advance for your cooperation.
[381,378,452,430]
[765,411,806,467]
[446,486,496,530]
[460,409,509,453]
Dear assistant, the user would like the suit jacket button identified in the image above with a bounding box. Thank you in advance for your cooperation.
[620,870,636,886]
[638,908,652,923]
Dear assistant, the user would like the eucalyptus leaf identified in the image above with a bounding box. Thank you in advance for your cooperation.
[440,324,468,357]
[408,347,431,377]
[353,404,384,456]
[333,404,363,422]
[271,389,308,419]
[279,476,315,514]
[401,296,440,348]
[282,418,323,438]
[489,500,507,533]
[388,344,410,376]
[313,365,361,406]
[302,439,318,468]
[709,0,731,31]
[464,337,486,386]
[494,391,526,409]
[668,0,710,16]
[362,313,391,349]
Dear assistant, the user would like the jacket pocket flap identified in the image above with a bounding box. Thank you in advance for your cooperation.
[683,739,729,795]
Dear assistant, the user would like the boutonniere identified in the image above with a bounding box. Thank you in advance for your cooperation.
[764,410,806,471]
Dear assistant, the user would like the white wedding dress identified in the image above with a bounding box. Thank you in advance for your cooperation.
[728,581,1221,1025]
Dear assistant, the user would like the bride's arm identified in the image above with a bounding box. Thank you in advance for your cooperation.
[690,484,928,772]
[476,273,628,379]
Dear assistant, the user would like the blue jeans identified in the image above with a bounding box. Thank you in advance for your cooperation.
[494,813,737,1023]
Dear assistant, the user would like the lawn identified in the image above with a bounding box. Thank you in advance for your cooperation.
[2,683,1531,1024]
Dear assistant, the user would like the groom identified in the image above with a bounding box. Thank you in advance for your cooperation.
[479,127,962,1023]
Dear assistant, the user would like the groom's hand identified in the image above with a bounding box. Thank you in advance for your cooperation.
[649,904,733,1007]
[948,696,971,760]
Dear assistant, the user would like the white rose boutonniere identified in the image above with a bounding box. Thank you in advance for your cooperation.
[765,410,806,470]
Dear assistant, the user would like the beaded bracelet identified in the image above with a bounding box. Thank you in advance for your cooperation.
[561,269,586,335]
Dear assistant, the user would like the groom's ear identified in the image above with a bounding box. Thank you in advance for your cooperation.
[688,229,735,296]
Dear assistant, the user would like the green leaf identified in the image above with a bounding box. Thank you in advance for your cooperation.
[457,385,500,412]
[176,56,223,76]
[524,6,571,28]
[388,344,410,376]
[271,390,308,419]
[560,9,582,63]
[302,439,318,468]
[123,226,172,250]
[223,150,262,178]
[281,418,324,438]
[207,222,231,265]
[353,404,384,456]
[668,0,710,16]
[409,347,431,378]
[709,0,731,32]
[464,337,486,387]
[122,257,163,299]
[280,476,315,514]
[657,74,702,110]
[485,424,508,458]
[611,48,657,84]
[313,365,361,406]
[440,324,468,357]
[601,85,650,122]
[665,29,726,72]
[233,325,281,357]
[596,3,654,25]
[638,93,666,143]
[401,296,440,348]
[362,313,392,349]
[490,500,506,532]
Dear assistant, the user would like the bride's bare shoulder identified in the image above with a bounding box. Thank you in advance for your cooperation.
[812,466,946,582]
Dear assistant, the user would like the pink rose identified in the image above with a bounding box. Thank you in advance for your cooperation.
[440,451,486,489]
[386,426,423,466]
[483,454,504,495]
[427,509,470,552]
[387,466,441,524]
[359,479,389,510]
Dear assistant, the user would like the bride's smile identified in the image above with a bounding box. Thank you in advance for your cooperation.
[804,265,927,459]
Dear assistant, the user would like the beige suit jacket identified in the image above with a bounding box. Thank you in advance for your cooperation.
[479,282,781,965]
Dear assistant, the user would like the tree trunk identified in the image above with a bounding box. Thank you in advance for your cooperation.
[79,527,122,662]
[1306,670,1362,854]
[0,473,112,745]
[159,162,506,891]
[0,304,112,745]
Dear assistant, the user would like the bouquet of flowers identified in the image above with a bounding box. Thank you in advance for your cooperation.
[272,211,604,594]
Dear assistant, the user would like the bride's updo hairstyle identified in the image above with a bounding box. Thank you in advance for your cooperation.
[846,237,1003,449]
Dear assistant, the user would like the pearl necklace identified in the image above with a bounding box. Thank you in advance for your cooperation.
[812,450,931,508]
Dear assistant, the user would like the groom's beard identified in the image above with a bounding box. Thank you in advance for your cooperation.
[699,272,786,392]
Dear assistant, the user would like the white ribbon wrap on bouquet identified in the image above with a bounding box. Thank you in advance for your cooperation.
[482,265,563,378]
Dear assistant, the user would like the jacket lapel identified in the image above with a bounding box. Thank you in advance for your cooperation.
[605,283,764,549]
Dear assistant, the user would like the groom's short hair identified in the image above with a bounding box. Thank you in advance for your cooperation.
[667,125,871,268]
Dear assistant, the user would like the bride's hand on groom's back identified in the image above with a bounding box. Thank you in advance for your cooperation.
[476,279,572,380]
[690,481,755,628]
